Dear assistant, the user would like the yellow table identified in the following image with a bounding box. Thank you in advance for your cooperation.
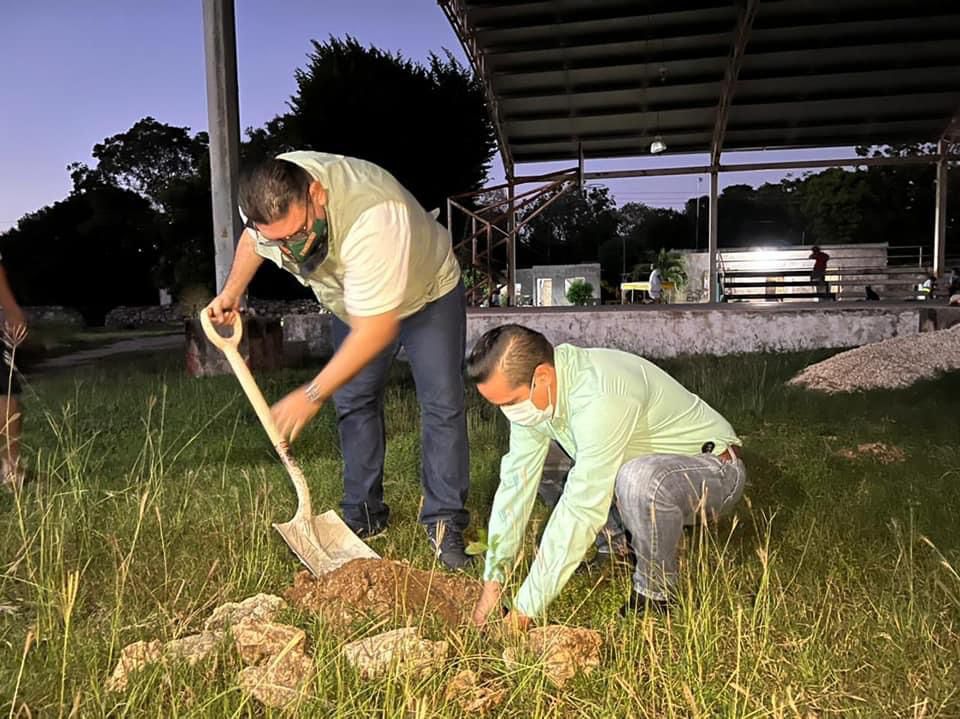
[620,281,675,303]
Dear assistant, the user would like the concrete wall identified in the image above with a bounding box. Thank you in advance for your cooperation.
[282,313,335,358]
[279,304,960,362]
[464,305,920,359]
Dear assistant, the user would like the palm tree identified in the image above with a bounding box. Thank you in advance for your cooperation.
[631,248,687,288]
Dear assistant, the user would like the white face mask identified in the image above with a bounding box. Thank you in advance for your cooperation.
[500,377,554,427]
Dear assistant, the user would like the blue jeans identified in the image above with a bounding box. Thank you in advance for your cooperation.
[330,283,469,533]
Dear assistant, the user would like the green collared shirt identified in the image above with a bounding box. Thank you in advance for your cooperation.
[483,344,740,618]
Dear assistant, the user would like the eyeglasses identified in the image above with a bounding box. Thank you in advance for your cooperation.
[245,190,312,246]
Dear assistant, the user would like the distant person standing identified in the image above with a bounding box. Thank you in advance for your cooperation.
[648,267,664,304]
[809,246,831,300]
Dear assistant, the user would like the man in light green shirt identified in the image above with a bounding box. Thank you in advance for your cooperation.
[205,153,471,568]
[467,324,746,627]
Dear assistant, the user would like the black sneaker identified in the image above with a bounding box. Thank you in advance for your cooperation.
[619,589,670,619]
[425,522,473,570]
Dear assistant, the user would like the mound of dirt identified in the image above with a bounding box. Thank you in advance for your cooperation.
[284,559,481,629]
[788,324,960,393]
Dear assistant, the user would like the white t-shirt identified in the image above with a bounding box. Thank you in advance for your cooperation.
[341,201,410,317]
[649,268,663,298]
[242,200,411,318]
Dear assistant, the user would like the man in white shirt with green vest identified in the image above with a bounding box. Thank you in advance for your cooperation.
[206,152,471,568]
[466,324,746,627]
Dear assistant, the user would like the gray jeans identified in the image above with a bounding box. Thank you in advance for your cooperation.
[615,453,746,601]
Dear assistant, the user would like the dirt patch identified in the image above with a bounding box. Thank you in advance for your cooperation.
[788,324,960,393]
[284,559,481,629]
[837,442,906,464]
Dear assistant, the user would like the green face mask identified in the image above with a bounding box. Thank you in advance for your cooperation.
[283,217,329,268]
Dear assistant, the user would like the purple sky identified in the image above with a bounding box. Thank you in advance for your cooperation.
[0,0,855,232]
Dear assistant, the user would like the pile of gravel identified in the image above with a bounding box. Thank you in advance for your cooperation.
[788,324,960,393]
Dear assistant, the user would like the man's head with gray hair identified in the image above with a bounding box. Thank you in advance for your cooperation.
[239,158,313,226]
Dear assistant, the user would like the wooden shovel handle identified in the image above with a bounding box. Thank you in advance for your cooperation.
[199,308,243,351]
[199,310,283,448]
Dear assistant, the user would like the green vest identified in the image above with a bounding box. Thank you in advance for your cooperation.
[249,151,460,321]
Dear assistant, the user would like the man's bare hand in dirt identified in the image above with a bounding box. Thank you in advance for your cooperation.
[271,384,323,443]
[501,610,532,635]
[472,580,503,627]
[205,292,242,325]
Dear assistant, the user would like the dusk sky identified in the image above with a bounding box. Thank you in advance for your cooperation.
[1,0,855,233]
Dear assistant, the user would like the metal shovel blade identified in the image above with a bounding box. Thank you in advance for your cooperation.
[273,509,379,577]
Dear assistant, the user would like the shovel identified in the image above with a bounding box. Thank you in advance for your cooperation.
[200,310,379,576]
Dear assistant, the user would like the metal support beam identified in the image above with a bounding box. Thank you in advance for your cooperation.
[506,171,517,306]
[711,0,759,167]
[708,170,719,303]
[439,1,515,172]
[573,152,958,182]
[577,142,585,190]
[202,0,242,293]
[934,138,948,276]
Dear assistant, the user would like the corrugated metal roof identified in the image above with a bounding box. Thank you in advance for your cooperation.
[440,0,960,165]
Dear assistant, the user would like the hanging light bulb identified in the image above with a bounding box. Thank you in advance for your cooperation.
[650,135,667,154]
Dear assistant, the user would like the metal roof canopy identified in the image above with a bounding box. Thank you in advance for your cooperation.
[438,0,960,298]
[199,0,959,304]
[440,0,960,168]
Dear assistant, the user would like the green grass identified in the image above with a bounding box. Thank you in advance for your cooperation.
[1,347,959,717]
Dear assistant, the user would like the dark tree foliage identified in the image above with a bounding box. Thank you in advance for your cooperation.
[1,184,161,324]
[267,37,497,217]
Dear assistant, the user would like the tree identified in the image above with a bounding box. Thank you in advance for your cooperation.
[0,186,162,324]
[565,279,594,306]
[518,185,620,268]
[260,37,497,217]
[71,117,209,208]
[64,118,217,294]
[639,248,688,288]
[785,169,872,245]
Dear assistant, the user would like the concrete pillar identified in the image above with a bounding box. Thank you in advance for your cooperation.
[202,0,243,293]
[934,138,948,277]
[707,169,719,302]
